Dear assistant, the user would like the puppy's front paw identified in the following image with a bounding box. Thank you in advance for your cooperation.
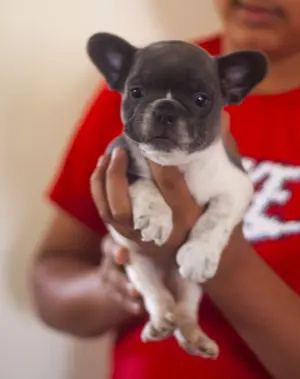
[134,211,172,246]
[176,239,221,283]
[133,203,172,246]
[130,180,173,246]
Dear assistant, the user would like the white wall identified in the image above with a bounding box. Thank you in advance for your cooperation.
[0,1,220,378]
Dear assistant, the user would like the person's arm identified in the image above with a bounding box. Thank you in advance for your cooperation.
[31,210,142,337]
[204,227,300,379]
[31,85,143,337]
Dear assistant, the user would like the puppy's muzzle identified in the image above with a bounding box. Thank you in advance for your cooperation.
[152,99,185,127]
[143,99,189,148]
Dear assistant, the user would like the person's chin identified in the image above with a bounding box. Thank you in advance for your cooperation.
[225,21,279,54]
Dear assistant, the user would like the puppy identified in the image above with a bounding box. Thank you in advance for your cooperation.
[87,33,268,358]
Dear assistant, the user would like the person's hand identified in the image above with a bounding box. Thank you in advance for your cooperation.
[99,234,144,314]
[91,148,203,264]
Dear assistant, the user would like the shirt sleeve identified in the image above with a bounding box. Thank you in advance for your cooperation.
[47,83,123,235]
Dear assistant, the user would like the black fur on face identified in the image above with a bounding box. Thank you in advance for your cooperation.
[87,33,268,153]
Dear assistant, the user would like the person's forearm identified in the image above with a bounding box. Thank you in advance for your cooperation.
[31,257,135,337]
[204,228,300,379]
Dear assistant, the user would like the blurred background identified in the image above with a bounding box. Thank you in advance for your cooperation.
[0,1,220,378]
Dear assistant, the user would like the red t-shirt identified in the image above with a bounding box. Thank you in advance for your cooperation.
[48,36,300,379]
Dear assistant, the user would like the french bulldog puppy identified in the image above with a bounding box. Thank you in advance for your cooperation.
[87,33,267,358]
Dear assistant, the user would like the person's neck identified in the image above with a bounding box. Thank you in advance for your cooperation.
[221,37,300,95]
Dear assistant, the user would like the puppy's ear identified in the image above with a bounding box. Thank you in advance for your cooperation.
[87,32,137,91]
[216,50,268,105]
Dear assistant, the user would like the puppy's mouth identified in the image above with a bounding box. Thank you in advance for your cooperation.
[147,134,178,149]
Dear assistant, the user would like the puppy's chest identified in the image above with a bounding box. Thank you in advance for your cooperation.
[179,160,224,204]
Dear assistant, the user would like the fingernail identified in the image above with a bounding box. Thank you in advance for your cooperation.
[112,245,124,263]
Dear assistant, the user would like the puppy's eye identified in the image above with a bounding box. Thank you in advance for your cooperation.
[194,93,209,107]
[130,87,144,99]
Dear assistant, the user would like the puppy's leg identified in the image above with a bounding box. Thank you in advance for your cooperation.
[168,270,219,358]
[125,252,176,341]
[129,178,175,340]
[109,226,176,341]
[177,172,253,283]
[110,179,175,341]
[130,179,173,246]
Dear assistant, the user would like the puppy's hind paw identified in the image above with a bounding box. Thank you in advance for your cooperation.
[175,327,219,359]
[141,312,176,342]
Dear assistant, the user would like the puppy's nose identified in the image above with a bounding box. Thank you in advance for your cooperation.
[153,101,180,126]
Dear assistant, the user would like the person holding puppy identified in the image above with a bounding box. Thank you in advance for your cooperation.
[32,1,300,379]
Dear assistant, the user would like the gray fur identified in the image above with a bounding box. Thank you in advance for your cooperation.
[88,33,267,177]
[224,146,246,172]
[106,135,150,184]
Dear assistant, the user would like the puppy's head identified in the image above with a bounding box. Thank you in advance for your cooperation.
[87,33,267,162]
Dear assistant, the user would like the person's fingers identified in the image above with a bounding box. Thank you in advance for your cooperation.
[149,163,191,210]
[108,269,137,297]
[113,247,130,265]
[108,269,142,314]
[148,161,202,231]
[100,249,114,272]
[101,234,131,265]
[101,254,139,298]
[113,294,143,315]
[90,154,112,222]
[106,148,132,227]
[101,234,115,257]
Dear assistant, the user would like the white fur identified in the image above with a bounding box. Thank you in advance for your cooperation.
[109,138,253,358]
[130,179,173,245]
